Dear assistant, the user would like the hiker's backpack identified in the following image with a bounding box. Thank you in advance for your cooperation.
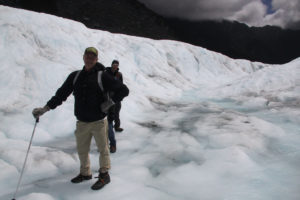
[73,70,105,92]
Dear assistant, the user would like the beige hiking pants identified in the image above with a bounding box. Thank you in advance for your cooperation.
[74,118,110,176]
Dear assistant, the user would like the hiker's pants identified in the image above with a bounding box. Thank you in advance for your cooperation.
[74,118,110,175]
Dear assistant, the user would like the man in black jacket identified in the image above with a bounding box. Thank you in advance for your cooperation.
[32,47,129,190]
[106,60,124,132]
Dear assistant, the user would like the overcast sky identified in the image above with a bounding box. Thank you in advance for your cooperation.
[138,0,300,29]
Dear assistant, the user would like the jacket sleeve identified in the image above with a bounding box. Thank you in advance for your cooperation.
[46,71,77,109]
[102,71,129,102]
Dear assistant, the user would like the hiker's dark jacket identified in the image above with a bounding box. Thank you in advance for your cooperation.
[105,67,123,123]
[105,67,123,83]
[46,63,129,122]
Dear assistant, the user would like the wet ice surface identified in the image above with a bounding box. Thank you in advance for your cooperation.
[0,5,300,200]
[130,97,300,200]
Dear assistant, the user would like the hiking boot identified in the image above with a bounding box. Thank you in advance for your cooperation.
[91,172,110,190]
[110,145,116,153]
[114,127,123,132]
[71,174,92,183]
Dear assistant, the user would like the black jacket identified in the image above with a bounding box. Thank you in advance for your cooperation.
[105,67,123,83]
[46,63,129,122]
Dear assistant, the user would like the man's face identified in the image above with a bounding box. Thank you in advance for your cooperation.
[83,52,98,70]
[112,63,119,72]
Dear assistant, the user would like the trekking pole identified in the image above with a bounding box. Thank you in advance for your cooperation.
[12,118,39,200]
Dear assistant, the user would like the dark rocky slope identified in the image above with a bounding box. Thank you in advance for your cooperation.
[1,0,299,64]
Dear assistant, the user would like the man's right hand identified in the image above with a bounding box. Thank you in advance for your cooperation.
[32,106,50,119]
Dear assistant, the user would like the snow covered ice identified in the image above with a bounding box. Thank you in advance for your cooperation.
[1,5,300,200]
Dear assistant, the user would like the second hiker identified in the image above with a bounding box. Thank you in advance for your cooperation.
[106,60,124,132]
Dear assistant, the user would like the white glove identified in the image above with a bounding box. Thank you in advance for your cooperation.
[32,105,50,119]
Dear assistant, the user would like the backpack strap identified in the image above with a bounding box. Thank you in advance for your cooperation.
[73,70,81,85]
[98,71,111,100]
[73,70,107,97]
[97,71,104,91]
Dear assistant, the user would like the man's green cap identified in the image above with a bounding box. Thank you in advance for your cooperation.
[84,47,98,56]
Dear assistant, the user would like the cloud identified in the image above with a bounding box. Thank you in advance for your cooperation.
[228,1,267,26]
[138,0,300,29]
[264,0,300,28]
[138,0,254,20]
